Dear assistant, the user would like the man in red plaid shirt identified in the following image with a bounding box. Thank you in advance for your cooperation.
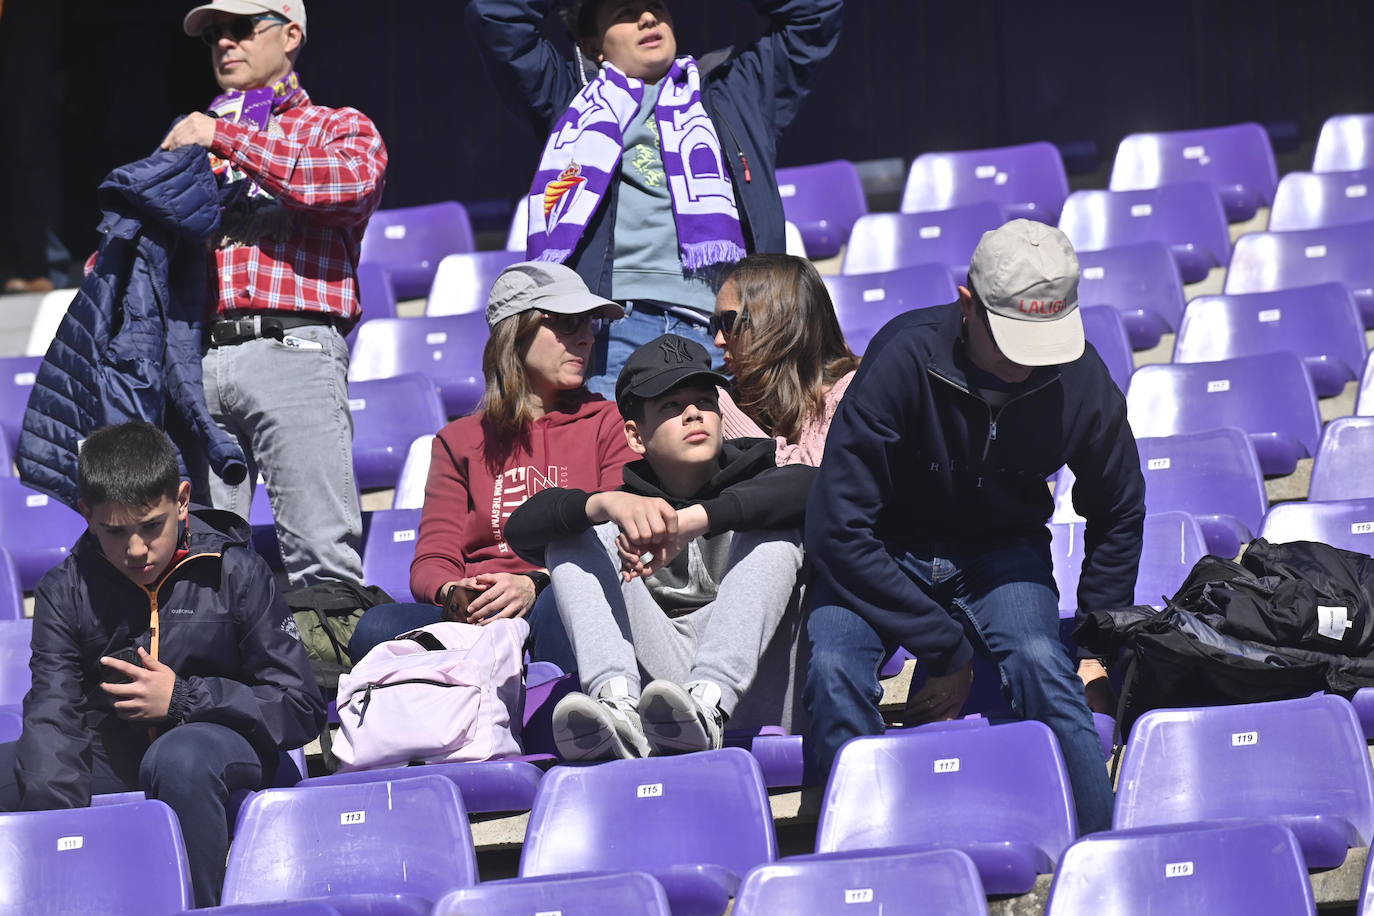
[162,0,386,591]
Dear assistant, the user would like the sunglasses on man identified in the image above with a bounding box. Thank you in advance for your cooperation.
[200,13,289,47]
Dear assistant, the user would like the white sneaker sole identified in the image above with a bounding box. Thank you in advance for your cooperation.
[552,693,645,761]
[639,680,718,755]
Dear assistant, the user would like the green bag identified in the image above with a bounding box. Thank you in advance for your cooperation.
[285,582,393,692]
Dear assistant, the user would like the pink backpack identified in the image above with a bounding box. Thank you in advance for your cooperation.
[332,618,529,771]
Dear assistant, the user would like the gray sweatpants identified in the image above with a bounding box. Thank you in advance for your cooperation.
[546,523,805,722]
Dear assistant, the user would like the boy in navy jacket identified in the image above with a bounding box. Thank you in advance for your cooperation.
[804,221,1145,834]
[0,422,325,907]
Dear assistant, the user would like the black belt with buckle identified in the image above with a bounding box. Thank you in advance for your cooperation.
[207,314,337,348]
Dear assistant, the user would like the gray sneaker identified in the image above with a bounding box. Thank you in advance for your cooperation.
[638,679,725,755]
[552,685,650,761]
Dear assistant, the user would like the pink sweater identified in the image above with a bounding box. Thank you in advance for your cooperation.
[718,371,855,467]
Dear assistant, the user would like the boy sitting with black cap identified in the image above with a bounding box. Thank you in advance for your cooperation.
[505,334,814,760]
[0,421,325,907]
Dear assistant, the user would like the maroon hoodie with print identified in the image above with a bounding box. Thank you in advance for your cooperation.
[409,395,635,604]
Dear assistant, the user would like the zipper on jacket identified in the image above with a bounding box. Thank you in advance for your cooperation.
[717,117,752,184]
[927,368,1058,463]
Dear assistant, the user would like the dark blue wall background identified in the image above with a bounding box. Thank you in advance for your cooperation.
[50,0,1374,252]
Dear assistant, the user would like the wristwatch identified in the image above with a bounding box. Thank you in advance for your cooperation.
[523,571,551,595]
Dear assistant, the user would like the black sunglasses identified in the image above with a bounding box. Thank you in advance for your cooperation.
[541,312,606,336]
[708,309,747,337]
[200,14,289,47]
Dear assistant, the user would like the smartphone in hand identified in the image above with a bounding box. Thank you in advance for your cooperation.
[101,646,145,685]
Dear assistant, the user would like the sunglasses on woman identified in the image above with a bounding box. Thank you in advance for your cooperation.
[708,309,747,337]
[200,14,289,47]
[541,312,607,336]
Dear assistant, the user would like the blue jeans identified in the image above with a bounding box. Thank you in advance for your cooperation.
[803,537,1114,834]
[348,591,575,670]
[585,303,715,400]
[0,722,264,908]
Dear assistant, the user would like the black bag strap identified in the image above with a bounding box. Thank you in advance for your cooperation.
[401,629,448,653]
[1108,650,1140,784]
[313,607,348,665]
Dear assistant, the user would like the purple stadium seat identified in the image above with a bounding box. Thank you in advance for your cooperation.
[347,262,399,353]
[222,775,475,912]
[822,263,957,353]
[0,355,40,456]
[360,202,475,300]
[1314,114,1374,173]
[0,619,31,712]
[735,848,989,916]
[1270,169,1374,231]
[349,375,445,491]
[425,250,526,317]
[0,548,23,620]
[1077,241,1186,350]
[1309,417,1374,501]
[841,203,1005,280]
[184,905,341,916]
[1080,305,1133,392]
[0,435,12,478]
[1109,123,1278,222]
[1126,351,1321,476]
[0,709,20,742]
[1361,351,1374,416]
[1173,283,1366,398]
[1046,821,1316,916]
[520,748,776,916]
[1224,219,1374,328]
[0,799,192,914]
[348,315,487,419]
[244,481,282,571]
[1051,511,1207,611]
[1057,429,1265,559]
[725,728,804,789]
[1113,694,1374,869]
[902,141,1069,225]
[1058,182,1231,284]
[815,721,1075,895]
[775,160,868,259]
[1259,497,1374,556]
[436,872,673,916]
[0,477,87,591]
[360,508,421,604]
[301,759,542,814]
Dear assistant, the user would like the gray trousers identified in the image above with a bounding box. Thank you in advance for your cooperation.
[201,323,364,588]
[546,523,806,728]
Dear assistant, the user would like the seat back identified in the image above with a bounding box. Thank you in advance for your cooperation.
[348,315,487,418]
[1110,123,1278,219]
[1059,183,1231,281]
[436,872,672,916]
[426,250,526,317]
[0,619,32,708]
[520,747,776,879]
[360,202,475,299]
[776,160,868,259]
[1224,219,1374,327]
[1076,241,1185,348]
[815,721,1076,861]
[348,374,446,491]
[1360,350,1374,416]
[1046,821,1315,916]
[1310,417,1374,501]
[222,775,477,905]
[735,848,989,916]
[361,508,423,604]
[1270,169,1374,231]
[903,142,1068,224]
[1260,497,1374,556]
[1050,511,1207,611]
[0,356,40,455]
[822,263,956,353]
[1080,305,1133,392]
[0,549,24,621]
[1125,352,1321,476]
[841,203,1005,277]
[0,478,87,591]
[1314,114,1374,173]
[0,800,191,915]
[1114,695,1374,843]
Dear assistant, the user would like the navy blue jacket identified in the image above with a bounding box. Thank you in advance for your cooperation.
[16,508,324,810]
[806,304,1146,676]
[467,0,844,298]
[17,146,247,508]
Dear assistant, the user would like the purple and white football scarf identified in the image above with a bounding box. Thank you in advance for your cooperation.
[205,72,304,242]
[526,57,746,271]
[206,71,303,186]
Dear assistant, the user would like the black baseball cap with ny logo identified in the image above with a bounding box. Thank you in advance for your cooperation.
[615,334,729,411]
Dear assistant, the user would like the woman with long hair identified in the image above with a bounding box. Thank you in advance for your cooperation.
[348,262,636,661]
[712,253,860,466]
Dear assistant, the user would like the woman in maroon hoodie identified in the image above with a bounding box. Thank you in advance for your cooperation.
[348,262,636,661]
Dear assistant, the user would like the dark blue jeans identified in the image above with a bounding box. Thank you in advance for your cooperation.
[803,537,1114,834]
[0,722,264,908]
[585,304,714,400]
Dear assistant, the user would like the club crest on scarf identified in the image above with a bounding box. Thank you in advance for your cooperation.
[207,72,304,247]
[525,58,746,272]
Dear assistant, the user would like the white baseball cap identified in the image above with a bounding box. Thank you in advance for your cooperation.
[184,0,307,38]
[967,219,1085,367]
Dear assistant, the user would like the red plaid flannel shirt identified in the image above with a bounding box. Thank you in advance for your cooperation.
[208,90,387,327]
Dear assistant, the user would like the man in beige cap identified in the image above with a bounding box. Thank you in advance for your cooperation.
[161,0,387,599]
[802,219,1145,835]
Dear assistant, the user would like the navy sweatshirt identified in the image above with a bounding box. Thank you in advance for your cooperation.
[806,303,1145,675]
